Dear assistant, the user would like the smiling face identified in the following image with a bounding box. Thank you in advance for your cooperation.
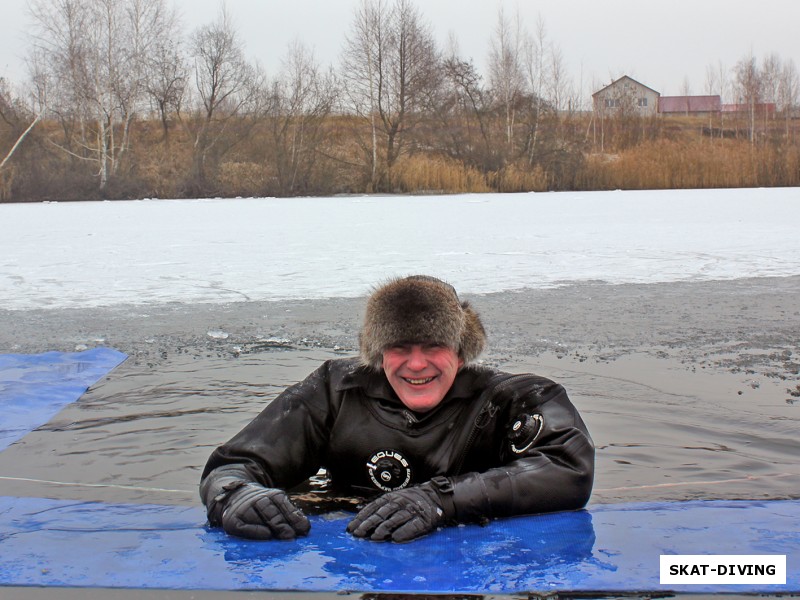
[381,344,463,412]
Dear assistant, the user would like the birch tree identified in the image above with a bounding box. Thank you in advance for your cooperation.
[778,59,799,140]
[521,16,544,162]
[342,0,384,189]
[28,0,177,191]
[186,4,263,193]
[705,60,731,136]
[438,51,495,170]
[145,9,187,144]
[488,6,525,149]
[760,53,782,110]
[266,41,338,195]
[0,79,40,200]
[734,53,762,144]
[342,0,440,191]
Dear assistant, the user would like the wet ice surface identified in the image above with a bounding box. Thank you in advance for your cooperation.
[2,187,800,310]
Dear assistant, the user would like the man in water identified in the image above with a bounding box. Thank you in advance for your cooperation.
[200,275,594,542]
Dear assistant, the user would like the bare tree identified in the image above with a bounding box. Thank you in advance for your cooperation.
[0,79,41,199]
[382,0,439,169]
[705,60,731,137]
[760,53,782,109]
[342,0,440,191]
[437,51,495,170]
[185,4,263,194]
[0,110,40,174]
[341,0,383,189]
[28,0,178,191]
[488,9,576,173]
[704,64,718,97]
[734,53,762,144]
[522,15,574,166]
[777,58,799,140]
[716,61,731,104]
[516,15,582,188]
[680,77,692,116]
[488,6,525,149]
[265,41,338,195]
[144,5,187,143]
[520,15,544,163]
[547,43,572,114]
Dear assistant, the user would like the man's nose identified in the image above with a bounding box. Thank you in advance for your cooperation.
[406,345,428,370]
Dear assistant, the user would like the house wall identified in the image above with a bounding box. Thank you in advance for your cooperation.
[593,76,660,116]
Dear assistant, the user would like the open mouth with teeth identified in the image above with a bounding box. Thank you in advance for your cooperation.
[403,376,436,385]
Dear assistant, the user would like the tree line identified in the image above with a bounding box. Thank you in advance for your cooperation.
[1,0,799,202]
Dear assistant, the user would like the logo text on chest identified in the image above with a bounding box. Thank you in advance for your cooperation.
[366,449,412,491]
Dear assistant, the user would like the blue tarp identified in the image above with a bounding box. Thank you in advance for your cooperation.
[0,348,127,451]
[0,495,797,593]
[1,349,797,594]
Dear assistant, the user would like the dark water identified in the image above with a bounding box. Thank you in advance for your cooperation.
[0,347,797,509]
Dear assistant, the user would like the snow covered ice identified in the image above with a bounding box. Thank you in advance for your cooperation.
[2,187,799,310]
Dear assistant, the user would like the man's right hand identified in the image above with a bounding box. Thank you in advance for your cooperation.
[220,483,310,540]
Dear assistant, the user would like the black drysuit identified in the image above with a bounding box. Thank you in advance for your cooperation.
[201,357,594,525]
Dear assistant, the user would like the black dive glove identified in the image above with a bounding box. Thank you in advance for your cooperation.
[347,478,456,542]
[201,466,310,540]
[220,483,310,540]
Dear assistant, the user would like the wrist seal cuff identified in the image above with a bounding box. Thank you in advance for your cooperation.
[429,476,457,522]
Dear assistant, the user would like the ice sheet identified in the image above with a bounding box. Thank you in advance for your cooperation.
[2,188,799,310]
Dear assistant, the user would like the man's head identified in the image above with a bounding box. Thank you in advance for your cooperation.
[359,275,486,411]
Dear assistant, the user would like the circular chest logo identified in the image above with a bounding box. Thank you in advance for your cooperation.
[366,449,412,492]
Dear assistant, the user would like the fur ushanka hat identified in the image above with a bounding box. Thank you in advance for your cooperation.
[359,275,487,370]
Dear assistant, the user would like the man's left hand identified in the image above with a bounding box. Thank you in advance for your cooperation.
[346,482,451,542]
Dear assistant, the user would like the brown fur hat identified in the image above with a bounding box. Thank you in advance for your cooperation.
[359,275,487,370]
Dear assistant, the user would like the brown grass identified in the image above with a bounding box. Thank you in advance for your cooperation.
[2,112,799,201]
[578,138,800,190]
[491,163,551,193]
[393,154,492,194]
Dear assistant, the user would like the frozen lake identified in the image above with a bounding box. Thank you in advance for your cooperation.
[2,187,799,310]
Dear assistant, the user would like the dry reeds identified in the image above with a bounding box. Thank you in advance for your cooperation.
[578,138,800,190]
[491,163,550,193]
[392,154,492,194]
[392,155,556,195]
[216,161,270,198]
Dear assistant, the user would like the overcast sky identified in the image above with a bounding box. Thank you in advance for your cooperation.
[2,0,798,101]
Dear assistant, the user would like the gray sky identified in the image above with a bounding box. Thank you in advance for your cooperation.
[2,0,799,102]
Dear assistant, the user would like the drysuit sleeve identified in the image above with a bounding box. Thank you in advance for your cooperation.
[200,359,340,498]
[445,380,594,523]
